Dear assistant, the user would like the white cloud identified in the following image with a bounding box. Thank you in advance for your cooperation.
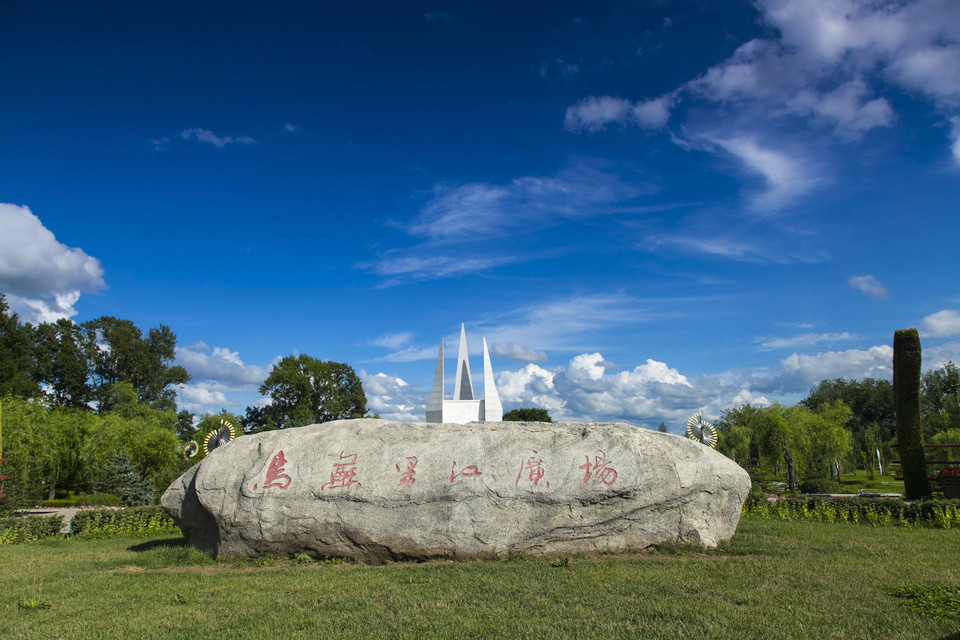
[359,370,427,422]
[568,0,960,169]
[176,341,271,387]
[180,128,256,148]
[175,382,231,415]
[921,309,960,338]
[757,332,855,351]
[0,203,106,323]
[777,345,893,392]
[705,136,823,210]
[372,332,415,350]
[848,274,889,300]
[490,343,548,364]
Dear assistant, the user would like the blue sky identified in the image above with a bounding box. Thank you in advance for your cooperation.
[2,0,960,431]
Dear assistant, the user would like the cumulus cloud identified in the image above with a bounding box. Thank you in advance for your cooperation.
[174,342,275,415]
[564,95,674,131]
[776,345,893,392]
[0,203,106,323]
[922,309,960,338]
[359,370,427,422]
[848,274,889,300]
[180,128,256,148]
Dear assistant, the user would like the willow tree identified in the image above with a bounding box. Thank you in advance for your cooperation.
[894,329,928,499]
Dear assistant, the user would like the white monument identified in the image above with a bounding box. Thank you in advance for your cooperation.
[425,324,502,423]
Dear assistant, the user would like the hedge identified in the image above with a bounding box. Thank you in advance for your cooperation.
[744,495,960,528]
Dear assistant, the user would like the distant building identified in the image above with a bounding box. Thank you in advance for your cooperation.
[425,324,502,423]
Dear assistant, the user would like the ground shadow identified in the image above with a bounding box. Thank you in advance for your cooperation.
[127,537,188,553]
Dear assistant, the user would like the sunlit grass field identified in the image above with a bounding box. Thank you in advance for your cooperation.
[1,515,958,640]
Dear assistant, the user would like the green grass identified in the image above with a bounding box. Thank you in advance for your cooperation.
[1,516,959,639]
[837,469,905,494]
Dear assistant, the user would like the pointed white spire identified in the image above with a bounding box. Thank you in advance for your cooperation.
[453,323,474,400]
[425,338,444,422]
[481,337,502,421]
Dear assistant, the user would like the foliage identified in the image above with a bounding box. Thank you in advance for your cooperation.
[798,478,840,494]
[0,514,64,544]
[0,396,91,506]
[743,495,960,528]
[69,506,179,538]
[802,377,894,472]
[32,318,93,408]
[657,422,668,433]
[894,328,929,499]
[258,355,367,430]
[81,316,190,413]
[716,401,850,491]
[502,407,552,422]
[921,361,960,438]
[90,451,154,505]
[0,293,39,399]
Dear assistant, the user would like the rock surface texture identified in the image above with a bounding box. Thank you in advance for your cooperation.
[162,419,751,562]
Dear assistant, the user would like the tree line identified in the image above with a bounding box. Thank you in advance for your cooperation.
[714,365,960,492]
[0,293,368,507]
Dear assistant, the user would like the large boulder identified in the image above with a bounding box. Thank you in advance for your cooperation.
[162,419,750,562]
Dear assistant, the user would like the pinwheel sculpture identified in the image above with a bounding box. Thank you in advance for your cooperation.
[202,418,237,456]
[181,441,199,459]
[686,412,718,449]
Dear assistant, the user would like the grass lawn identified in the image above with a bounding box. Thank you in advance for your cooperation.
[1,516,958,639]
[837,469,906,495]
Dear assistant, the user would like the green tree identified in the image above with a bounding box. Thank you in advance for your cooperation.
[258,355,367,430]
[921,361,960,438]
[81,316,190,412]
[33,318,92,409]
[503,408,552,422]
[802,377,894,473]
[0,294,39,399]
[657,422,668,433]
[0,396,91,505]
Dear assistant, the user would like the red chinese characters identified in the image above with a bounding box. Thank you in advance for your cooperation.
[515,450,549,488]
[448,460,482,483]
[262,450,292,489]
[579,450,618,487]
[396,456,418,486]
[321,451,362,491]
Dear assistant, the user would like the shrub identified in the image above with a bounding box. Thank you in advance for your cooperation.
[0,514,65,544]
[72,493,121,507]
[40,499,75,508]
[799,478,840,494]
[743,495,960,528]
[69,506,179,538]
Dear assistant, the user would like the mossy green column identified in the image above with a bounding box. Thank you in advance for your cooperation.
[894,329,928,499]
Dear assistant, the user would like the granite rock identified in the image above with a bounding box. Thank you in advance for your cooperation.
[162,419,750,561]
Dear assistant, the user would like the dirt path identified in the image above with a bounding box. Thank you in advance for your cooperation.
[14,508,83,534]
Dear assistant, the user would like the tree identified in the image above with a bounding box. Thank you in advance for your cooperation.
[921,362,960,438]
[894,329,928,499]
[33,318,92,409]
[0,293,39,399]
[802,377,894,473]
[81,316,190,412]
[258,355,367,429]
[503,408,552,422]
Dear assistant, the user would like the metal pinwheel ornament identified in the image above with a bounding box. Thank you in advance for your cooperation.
[202,419,237,456]
[686,412,718,449]
[182,441,199,459]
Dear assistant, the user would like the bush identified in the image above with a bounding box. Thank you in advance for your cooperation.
[799,478,840,494]
[40,499,75,508]
[72,493,121,507]
[743,495,960,528]
[0,514,65,545]
[70,506,179,538]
